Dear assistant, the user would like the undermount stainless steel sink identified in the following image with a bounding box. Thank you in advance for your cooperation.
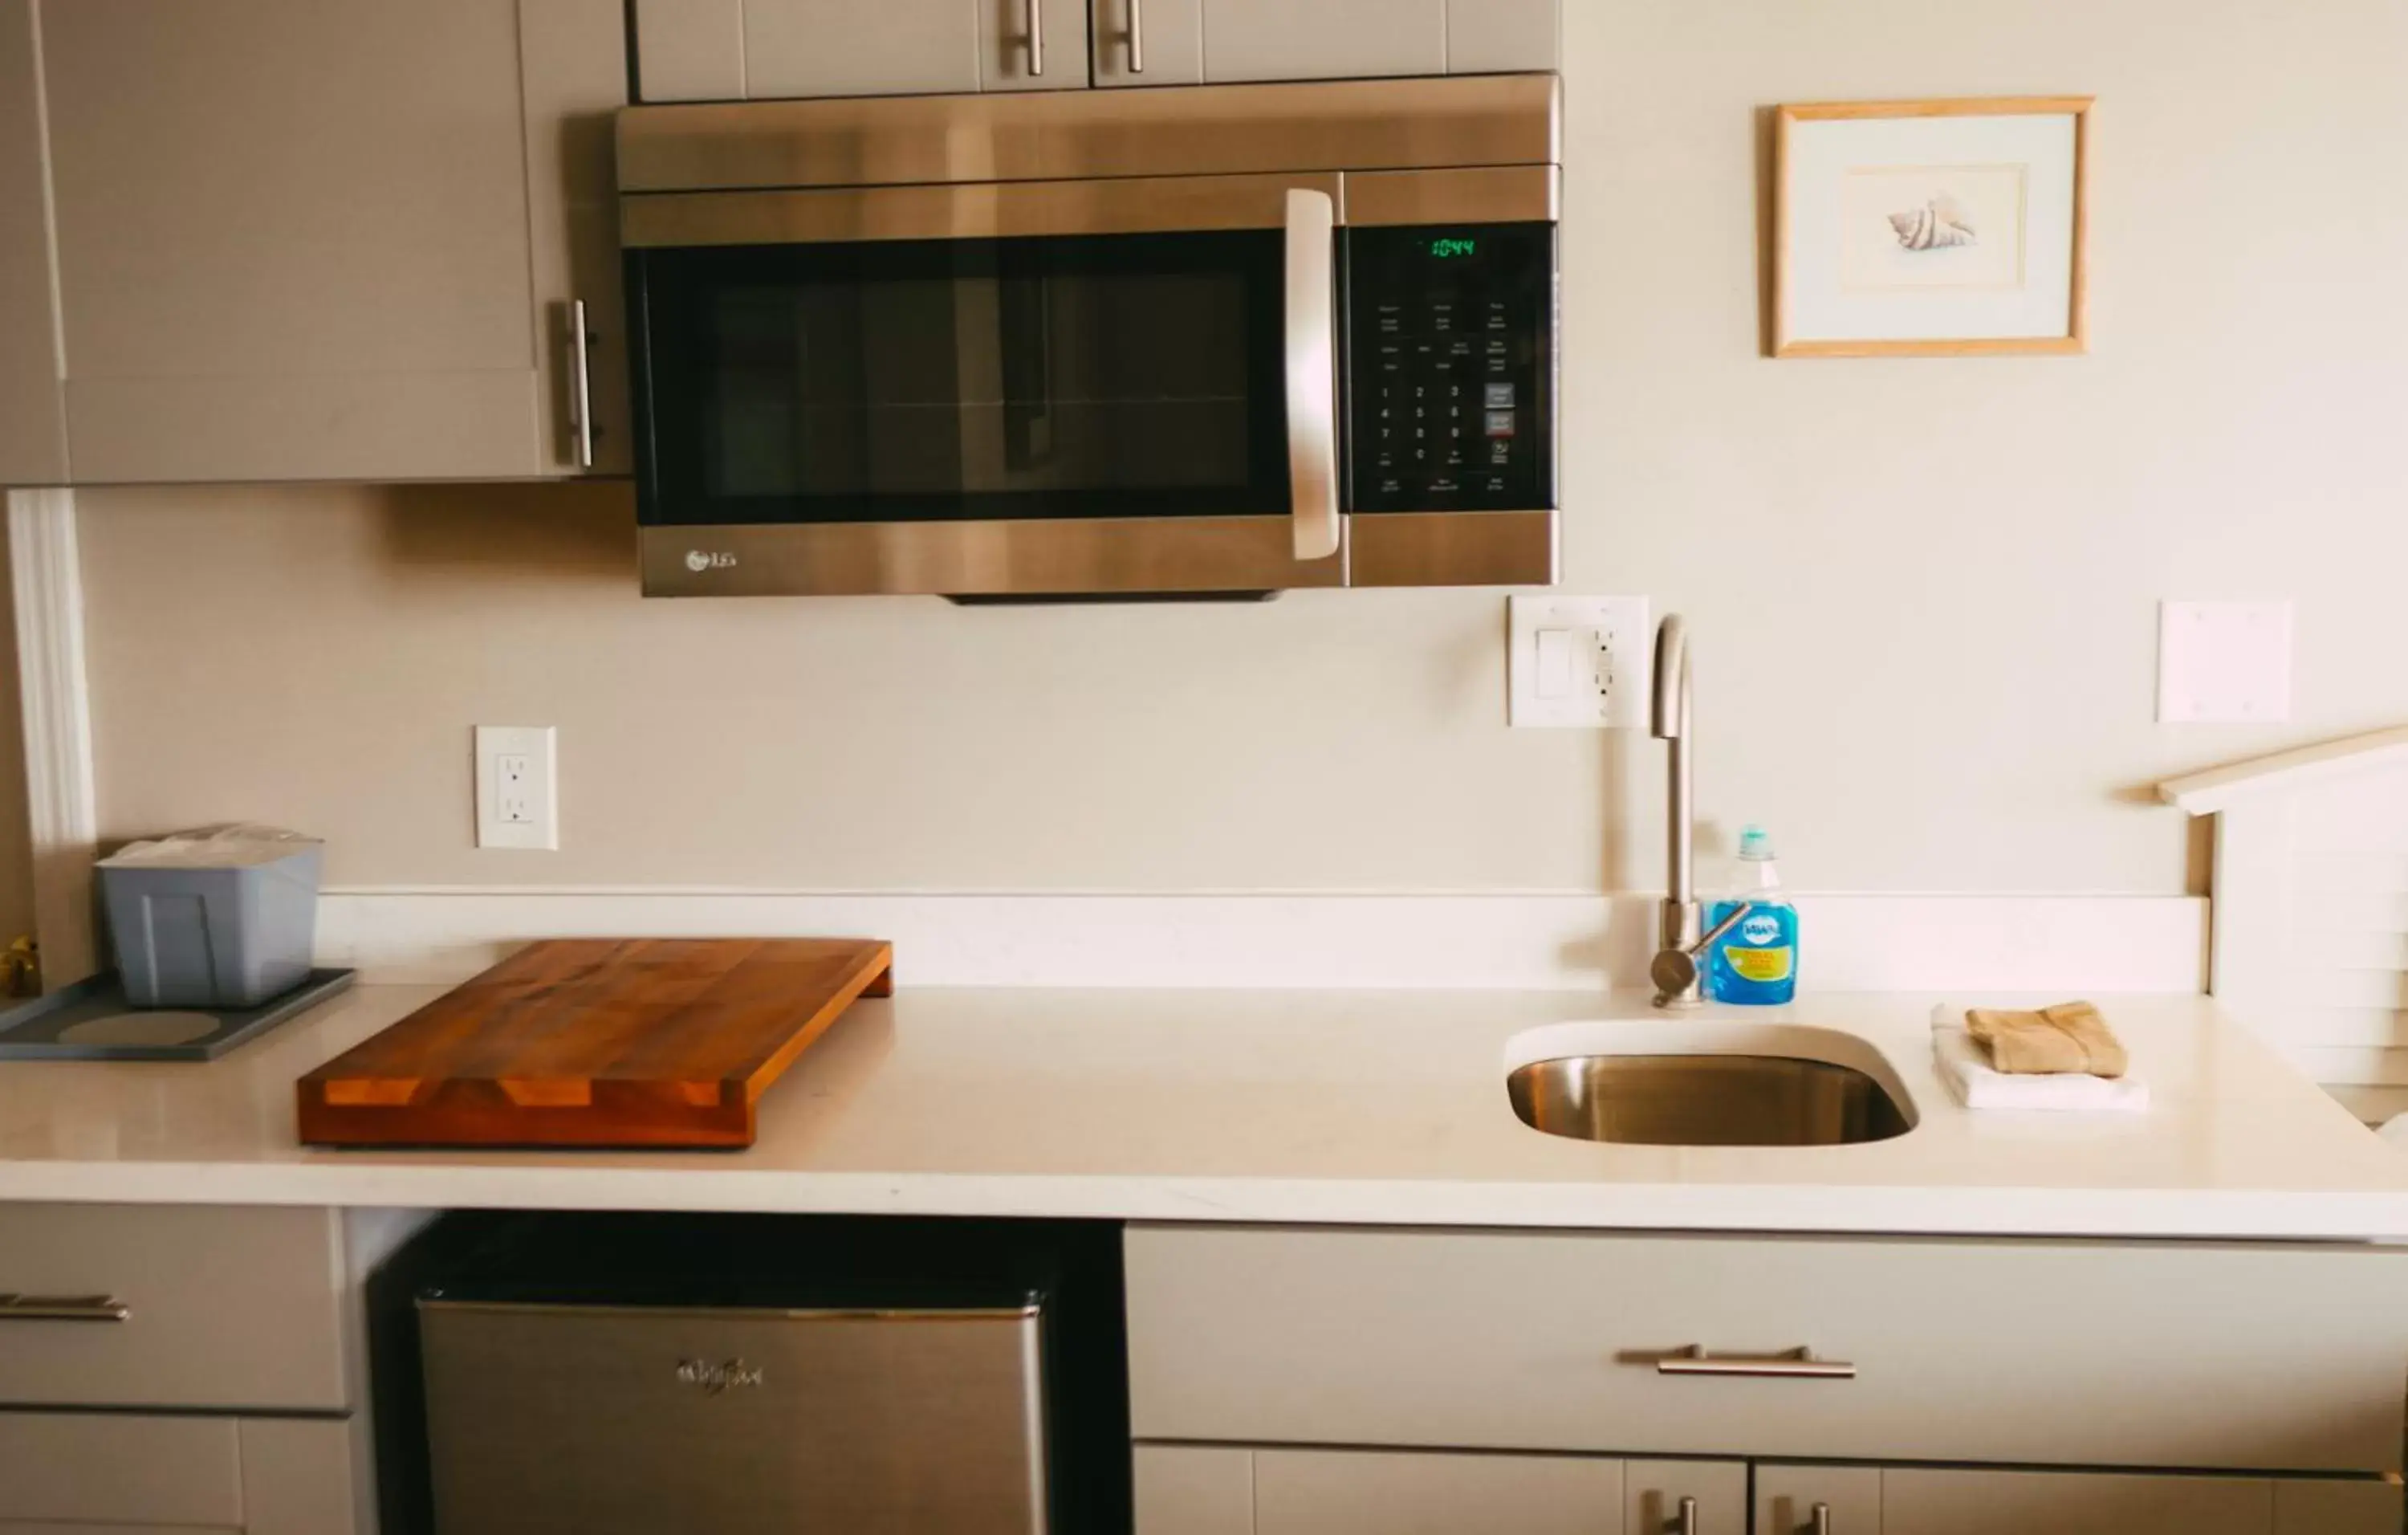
[1504,1024,1917,1148]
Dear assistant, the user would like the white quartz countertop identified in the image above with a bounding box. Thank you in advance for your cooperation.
[2,984,2405,1240]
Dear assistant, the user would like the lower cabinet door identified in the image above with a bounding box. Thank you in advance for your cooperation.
[1757,1464,2379,1535]
[1625,1460,1746,1535]
[1133,1444,1625,1535]
[1878,1468,2274,1534]
[1755,1465,1881,1535]
[2273,1479,2404,1535]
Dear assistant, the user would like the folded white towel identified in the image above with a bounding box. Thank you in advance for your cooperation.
[2381,1114,2408,1150]
[1930,1012,2151,1114]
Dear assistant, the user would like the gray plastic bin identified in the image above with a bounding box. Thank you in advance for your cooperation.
[98,826,323,1008]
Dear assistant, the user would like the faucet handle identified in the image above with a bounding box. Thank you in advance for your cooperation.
[1650,902,1754,1006]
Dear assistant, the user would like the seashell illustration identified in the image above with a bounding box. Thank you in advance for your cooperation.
[1888,194,1977,251]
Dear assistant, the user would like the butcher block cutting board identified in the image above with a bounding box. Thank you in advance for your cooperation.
[298,939,892,1149]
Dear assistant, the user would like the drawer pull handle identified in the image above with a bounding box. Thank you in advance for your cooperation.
[1652,1344,1854,1379]
[1675,1494,1699,1535]
[1811,1501,1834,1535]
[0,1293,131,1322]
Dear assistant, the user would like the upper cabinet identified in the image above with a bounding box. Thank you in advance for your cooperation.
[637,0,1554,100]
[635,0,1091,103]
[0,1,67,487]
[1198,0,1557,82]
[0,0,628,488]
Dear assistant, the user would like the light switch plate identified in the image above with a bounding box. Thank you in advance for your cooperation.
[474,725,559,849]
[2158,601,2293,723]
[1509,595,1651,727]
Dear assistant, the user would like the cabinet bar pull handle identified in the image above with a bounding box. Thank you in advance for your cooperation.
[1810,1502,1833,1535]
[0,1293,130,1322]
[1282,187,1340,562]
[568,299,596,470]
[1128,0,1145,72]
[1652,1344,1855,1379]
[1026,0,1044,76]
[1675,1494,1699,1535]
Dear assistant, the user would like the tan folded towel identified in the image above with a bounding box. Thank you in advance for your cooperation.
[1965,1000,2129,1079]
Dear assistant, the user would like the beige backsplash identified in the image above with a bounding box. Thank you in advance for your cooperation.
[72,0,2408,896]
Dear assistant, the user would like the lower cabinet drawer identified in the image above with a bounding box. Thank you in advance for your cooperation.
[1126,1225,2408,1472]
[0,1204,347,1411]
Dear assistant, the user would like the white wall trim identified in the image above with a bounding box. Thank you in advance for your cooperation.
[7,487,96,989]
[2159,725,2408,815]
[315,887,2208,992]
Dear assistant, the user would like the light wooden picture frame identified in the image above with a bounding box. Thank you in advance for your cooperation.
[1774,96,2093,358]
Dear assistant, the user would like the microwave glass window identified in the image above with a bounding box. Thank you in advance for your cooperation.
[634,232,1291,526]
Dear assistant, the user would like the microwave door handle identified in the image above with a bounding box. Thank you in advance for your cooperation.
[1283,187,1340,562]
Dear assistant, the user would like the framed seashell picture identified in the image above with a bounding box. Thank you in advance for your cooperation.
[1775,96,2093,357]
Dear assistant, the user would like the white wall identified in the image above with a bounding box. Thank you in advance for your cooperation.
[74,0,2408,896]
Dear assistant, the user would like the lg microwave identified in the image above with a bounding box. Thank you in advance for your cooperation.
[616,74,1560,598]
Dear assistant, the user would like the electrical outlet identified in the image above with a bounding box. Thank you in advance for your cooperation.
[496,754,535,825]
[475,727,558,849]
[1508,595,1652,728]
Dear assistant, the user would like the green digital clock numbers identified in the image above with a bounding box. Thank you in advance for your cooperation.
[1429,237,1479,259]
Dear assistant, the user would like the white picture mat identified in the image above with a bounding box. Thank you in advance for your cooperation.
[1784,112,2080,344]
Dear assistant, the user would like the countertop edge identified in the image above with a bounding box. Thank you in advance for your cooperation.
[1,1165,2404,1244]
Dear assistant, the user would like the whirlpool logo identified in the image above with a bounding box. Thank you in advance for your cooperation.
[676,1357,766,1395]
[684,549,738,573]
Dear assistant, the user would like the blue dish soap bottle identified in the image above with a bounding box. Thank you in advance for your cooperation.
[1706,825,1799,1004]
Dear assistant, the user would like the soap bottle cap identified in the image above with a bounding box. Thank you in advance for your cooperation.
[1737,825,1775,861]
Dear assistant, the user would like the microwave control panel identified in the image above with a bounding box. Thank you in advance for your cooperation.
[1344,222,1556,514]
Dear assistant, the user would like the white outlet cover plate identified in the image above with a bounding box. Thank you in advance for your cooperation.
[474,725,559,850]
[2158,601,2293,724]
[1508,594,1652,728]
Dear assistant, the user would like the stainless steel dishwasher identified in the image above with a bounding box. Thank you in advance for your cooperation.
[393,1214,1128,1535]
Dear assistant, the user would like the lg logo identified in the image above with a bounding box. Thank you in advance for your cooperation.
[685,549,738,573]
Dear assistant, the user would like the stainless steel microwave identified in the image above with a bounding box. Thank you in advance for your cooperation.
[616,75,1560,598]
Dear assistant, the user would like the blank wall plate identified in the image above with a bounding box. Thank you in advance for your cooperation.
[1509,595,1651,727]
[2158,601,2293,723]
[474,725,558,850]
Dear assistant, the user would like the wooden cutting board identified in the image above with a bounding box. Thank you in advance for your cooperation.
[297,938,892,1149]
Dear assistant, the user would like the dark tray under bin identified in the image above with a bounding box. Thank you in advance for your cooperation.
[0,967,356,1061]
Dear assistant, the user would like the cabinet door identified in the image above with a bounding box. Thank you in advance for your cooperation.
[1879,1468,2273,1535]
[1092,0,1202,86]
[0,0,64,487]
[1625,1460,1745,1535]
[1254,1449,1621,1535]
[979,0,1090,92]
[1134,1445,1253,1535]
[1754,1466,1881,1535]
[0,1413,245,1527]
[41,0,547,483]
[742,0,982,98]
[2274,1480,2403,1535]
[519,0,634,476]
[1447,0,1558,72]
[237,1419,360,1535]
[1200,0,1446,83]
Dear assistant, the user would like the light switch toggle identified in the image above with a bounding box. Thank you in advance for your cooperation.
[1536,629,1577,698]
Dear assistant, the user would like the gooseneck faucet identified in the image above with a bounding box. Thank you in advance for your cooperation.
[1649,616,1748,1008]
[1650,617,1702,1006]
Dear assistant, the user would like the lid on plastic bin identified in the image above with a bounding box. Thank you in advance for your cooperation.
[98,824,321,870]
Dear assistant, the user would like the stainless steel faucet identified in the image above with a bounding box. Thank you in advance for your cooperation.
[1650,615,1747,1008]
